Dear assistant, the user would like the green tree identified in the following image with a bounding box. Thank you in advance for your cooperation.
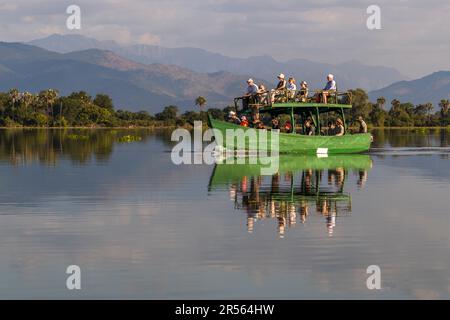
[94,94,114,112]
[155,105,178,122]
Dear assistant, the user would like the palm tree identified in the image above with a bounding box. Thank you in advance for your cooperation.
[376,97,386,110]
[38,89,59,117]
[21,92,36,110]
[391,99,400,110]
[439,99,449,125]
[195,96,207,110]
[439,99,449,115]
[8,88,20,109]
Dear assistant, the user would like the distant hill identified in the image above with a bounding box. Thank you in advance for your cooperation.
[29,34,406,91]
[369,71,450,107]
[0,42,263,112]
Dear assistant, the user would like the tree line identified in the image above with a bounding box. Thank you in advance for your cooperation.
[347,89,450,127]
[1,89,449,128]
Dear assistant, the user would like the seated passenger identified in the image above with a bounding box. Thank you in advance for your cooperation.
[304,119,315,136]
[287,78,297,100]
[326,121,336,136]
[271,73,287,103]
[296,81,309,102]
[243,78,259,110]
[257,84,269,105]
[271,118,280,130]
[335,118,345,136]
[357,116,368,133]
[321,74,337,104]
[253,120,265,129]
[283,120,293,133]
[240,115,249,127]
[228,111,241,125]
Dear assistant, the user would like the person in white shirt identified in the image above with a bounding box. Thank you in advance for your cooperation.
[287,77,297,99]
[322,74,337,104]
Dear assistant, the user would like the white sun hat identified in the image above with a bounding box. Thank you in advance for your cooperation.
[327,74,334,80]
[277,73,285,79]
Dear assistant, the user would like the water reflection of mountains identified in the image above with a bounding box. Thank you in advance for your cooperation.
[209,155,373,237]
[0,129,159,166]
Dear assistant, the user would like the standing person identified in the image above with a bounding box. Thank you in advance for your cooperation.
[335,118,345,136]
[271,73,287,103]
[321,74,337,104]
[357,116,368,133]
[243,78,259,110]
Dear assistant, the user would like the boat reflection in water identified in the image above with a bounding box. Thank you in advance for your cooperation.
[208,155,373,237]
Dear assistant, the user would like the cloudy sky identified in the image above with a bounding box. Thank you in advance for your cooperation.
[0,0,449,78]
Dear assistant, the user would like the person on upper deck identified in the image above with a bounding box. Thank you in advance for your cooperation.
[287,78,297,99]
[322,74,337,104]
[257,83,269,105]
[243,78,259,109]
[297,81,309,102]
[271,73,287,103]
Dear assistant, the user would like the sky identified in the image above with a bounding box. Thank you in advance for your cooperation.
[0,0,449,78]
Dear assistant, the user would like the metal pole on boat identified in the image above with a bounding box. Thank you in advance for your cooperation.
[316,107,321,135]
[290,107,296,134]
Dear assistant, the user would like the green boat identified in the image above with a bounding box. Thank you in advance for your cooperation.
[208,155,373,236]
[207,90,372,154]
[209,154,373,188]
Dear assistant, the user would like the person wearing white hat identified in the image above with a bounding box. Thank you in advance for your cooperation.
[271,73,287,103]
[321,74,337,104]
[228,110,241,125]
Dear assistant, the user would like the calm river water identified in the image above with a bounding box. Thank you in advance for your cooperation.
[0,128,449,299]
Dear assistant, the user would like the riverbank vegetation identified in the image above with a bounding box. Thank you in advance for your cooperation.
[0,89,449,128]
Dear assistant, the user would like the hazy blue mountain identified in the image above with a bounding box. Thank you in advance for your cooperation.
[0,42,262,112]
[28,34,406,91]
[369,71,450,107]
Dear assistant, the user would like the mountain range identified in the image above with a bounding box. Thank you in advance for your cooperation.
[29,34,406,92]
[0,34,447,112]
[369,71,450,107]
[0,42,261,112]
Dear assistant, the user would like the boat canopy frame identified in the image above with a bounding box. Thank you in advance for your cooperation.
[234,89,353,135]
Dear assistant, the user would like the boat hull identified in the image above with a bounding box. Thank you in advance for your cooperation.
[208,116,372,154]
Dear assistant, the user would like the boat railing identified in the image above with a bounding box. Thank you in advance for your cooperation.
[234,89,352,112]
